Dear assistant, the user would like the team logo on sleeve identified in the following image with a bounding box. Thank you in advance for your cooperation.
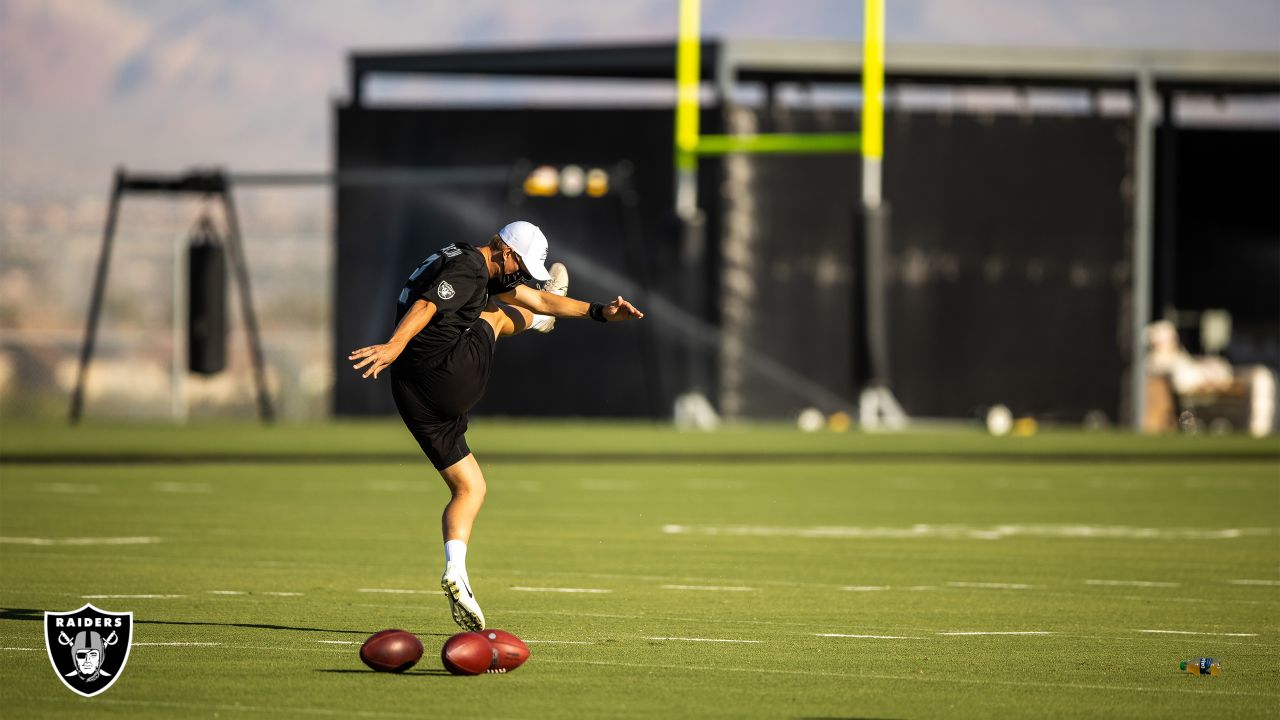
[44,604,133,697]
[436,281,456,300]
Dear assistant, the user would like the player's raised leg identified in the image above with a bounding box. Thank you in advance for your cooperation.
[483,301,531,339]
[438,454,487,631]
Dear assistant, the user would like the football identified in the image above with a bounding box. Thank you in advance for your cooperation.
[483,629,530,673]
[359,629,424,673]
[440,632,493,676]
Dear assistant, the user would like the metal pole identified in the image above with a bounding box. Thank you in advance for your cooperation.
[861,0,885,211]
[674,0,710,403]
[864,204,891,385]
[1156,91,1178,321]
[219,184,275,423]
[857,0,907,428]
[1130,70,1156,430]
[674,0,701,220]
[69,170,124,424]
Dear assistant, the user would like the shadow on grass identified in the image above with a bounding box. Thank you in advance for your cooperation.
[0,608,452,639]
[317,668,454,677]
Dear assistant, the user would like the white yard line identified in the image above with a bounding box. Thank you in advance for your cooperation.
[1,536,162,546]
[660,584,754,592]
[364,480,431,493]
[661,524,1273,541]
[315,640,357,645]
[501,568,864,591]
[817,633,923,640]
[82,594,185,599]
[134,642,221,646]
[152,482,212,493]
[510,586,612,594]
[1,647,40,651]
[938,631,1054,636]
[205,644,353,653]
[262,592,303,596]
[356,588,431,594]
[947,582,1037,590]
[1229,579,1280,586]
[1086,579,1179,588]
[538,658,1280,698]
[643,637,762,644]
[524,640,594,644]
[502,609,813,626]
[1038,589,1279,607]
[57,697,422,718]
[1136,629,1258,637]
[577,479,641,491]
[841,585,891,591]
[208,590,247,595]
[37,483,100,494]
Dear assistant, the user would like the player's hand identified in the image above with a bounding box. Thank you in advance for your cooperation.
[347,343,401,379]
[603,296,644,322]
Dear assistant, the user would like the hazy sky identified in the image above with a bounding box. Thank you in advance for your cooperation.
[2,0,1278,201]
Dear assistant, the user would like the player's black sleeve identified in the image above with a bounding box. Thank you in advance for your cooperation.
[410,251,484,317]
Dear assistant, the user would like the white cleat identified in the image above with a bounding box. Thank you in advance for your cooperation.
[532,262,569,334]
[441,563,485,631]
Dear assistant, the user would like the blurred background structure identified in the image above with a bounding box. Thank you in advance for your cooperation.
[1,0,1277,431]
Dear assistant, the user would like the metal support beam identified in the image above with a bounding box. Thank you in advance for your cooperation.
[861,0,885,211]
[856,0,906,429]
[219,189,275,423]
[1130,70,1157,430]
[1155,91,1179,321]
[674,0,701,220]
[68,170,124,424]
[69,168,276,424]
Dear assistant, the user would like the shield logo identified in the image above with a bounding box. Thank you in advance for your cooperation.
[436,281,455,300]
[44,604,133,697]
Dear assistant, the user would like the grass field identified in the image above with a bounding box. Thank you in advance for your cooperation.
[1,420,1277,718]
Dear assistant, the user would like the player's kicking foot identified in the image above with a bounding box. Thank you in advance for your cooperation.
[532,262,569,334]
[441,562,485,631]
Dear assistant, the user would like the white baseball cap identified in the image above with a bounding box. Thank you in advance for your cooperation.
[497,221,551,282]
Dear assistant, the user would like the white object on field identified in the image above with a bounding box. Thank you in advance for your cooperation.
[674,392,721,431]
[797,407,825,433]
[986,404,1013,436]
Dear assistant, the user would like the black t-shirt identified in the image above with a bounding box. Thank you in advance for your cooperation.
[395,243,519,369]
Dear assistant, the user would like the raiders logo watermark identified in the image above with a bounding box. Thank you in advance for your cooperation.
[436,281,455,300]
[45,604,133,697]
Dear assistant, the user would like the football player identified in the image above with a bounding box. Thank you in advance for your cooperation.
[348,221,643,630]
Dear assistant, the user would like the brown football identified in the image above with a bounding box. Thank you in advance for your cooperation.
[359,629,423,673]
[441,632,492,676]
[483,629,530,673]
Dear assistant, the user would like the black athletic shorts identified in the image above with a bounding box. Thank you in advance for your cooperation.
[390,319,496,471]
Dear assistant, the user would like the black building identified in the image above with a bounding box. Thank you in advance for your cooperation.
[334,41,1279,424]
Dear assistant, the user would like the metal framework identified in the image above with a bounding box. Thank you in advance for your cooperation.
[70,169,274,423]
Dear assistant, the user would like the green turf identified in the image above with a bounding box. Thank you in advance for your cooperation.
[2,418,1276,459]
[1,421,1277,718]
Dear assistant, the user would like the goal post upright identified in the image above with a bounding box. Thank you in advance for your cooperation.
[861,0,884,211]
[673,0,906,427]
[674,0,701,221]
[855,0,906,429]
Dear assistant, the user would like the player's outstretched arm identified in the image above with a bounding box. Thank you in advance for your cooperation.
[348,299,438,379]
[499,285,644,322]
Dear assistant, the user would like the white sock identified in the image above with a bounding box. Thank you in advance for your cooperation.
[529,313,554,332]
[444,539,467,572]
